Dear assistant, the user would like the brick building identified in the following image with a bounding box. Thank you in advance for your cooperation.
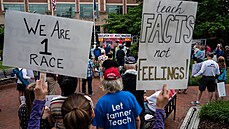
[0,0,138,33]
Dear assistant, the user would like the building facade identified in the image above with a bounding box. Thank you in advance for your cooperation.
[0,0,138,33]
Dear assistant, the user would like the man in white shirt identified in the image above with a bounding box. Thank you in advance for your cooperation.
[192,52,220,105]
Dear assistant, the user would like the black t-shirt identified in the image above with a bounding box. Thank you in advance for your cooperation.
[102,59,119,70]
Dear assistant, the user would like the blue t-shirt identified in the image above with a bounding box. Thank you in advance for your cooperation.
[93,91,142,129]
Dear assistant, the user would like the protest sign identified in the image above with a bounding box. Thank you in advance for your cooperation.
[217,82,226,97]
[192,63,202,76]
[3,11,93,78]
[137,0,198,90]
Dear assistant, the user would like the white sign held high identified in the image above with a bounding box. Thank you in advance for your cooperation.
[137,0,198,90]
[3,11,93,78]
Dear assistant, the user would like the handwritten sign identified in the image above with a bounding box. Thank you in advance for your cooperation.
[3,11,93,78]
[137,0,198,90]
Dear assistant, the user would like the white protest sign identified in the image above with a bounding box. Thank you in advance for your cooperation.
[192,63,202,76]
[217,82,226,97]
[137,0,198,90]
[3,11,93,78]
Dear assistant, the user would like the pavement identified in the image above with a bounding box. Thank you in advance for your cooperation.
[0,78,228,129]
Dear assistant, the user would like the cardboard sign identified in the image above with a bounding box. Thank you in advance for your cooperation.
[3,11,93,78]
[137,0,198,90]
[192,63,202,76]
[217,82,226,97]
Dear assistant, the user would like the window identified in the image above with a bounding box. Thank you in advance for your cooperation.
[4,4,24,11]
[106,5,123,16]
[56,4,75,18]
[29,4,48,14]
[80,4,98,19]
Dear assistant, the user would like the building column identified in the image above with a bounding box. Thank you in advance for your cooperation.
[24,0,28,12]
[123,0,127,14]
[0,0,3,14]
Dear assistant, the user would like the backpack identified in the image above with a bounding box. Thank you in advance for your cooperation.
[94,48,101,57]
[12,68,29,87]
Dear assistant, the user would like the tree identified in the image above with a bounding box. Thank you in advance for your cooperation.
[103,0,229,47]
[194,0,229,46]
[102,5,142,35]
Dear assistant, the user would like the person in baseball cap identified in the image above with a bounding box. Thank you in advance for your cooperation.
[93,66,142,129]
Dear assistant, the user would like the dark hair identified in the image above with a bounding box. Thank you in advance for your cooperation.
[24,83,36,115]
[61,93,92,129]
[207,52,214,58]
[46,73,57,80]
[58,75,78,96]
[107,53,113,58]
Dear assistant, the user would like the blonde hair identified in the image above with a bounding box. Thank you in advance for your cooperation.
[100,78,123,92]
[61,93,92,129]
[218,56,226,68]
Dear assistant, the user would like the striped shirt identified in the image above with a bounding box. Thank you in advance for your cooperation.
[50,96,68,129]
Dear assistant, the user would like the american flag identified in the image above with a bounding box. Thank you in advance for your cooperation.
[93,0,97,19]
[52,0,56,11]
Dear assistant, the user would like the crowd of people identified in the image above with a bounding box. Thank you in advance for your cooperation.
[2,41,227,129]
[191,42,227,105]
[12,42,171,129]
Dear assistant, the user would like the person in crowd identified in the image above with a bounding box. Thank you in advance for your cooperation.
[90,44,96,58]
[215,56,227,100]
[98,50,108,81]
[94,45,102,61]
[214,44,224,58]
[46,73,61,95]
[224,45,229,67]
[121,56,145,129]
[144,89,175,115]
[82,54,95,96]
[192,42,200,64]
[50,76,78,129]
[61,93,94,129]
[192,52,220,105]
[102,53,119,71]
[19,82,52,129]
[92,67,142,129]
[196,46,205,63]
[116,45,125,68]
[27,69,35,84]
[28,73,169,129]
[205,45,211,55]
[105,43,111,55]
[14,68,34,103]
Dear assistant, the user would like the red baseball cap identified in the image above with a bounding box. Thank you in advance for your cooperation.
[104,67,121,80]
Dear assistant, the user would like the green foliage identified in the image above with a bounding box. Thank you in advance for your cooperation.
[102,6,142,35]
[0,61,11,70]
[0,25,4,50]
[189,76,201,86]
[199,101,229,123]
[129,42,139,59]
[194,0,229,45]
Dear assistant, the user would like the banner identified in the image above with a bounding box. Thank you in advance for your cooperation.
[137,0,198,90]
[3,11,93,78]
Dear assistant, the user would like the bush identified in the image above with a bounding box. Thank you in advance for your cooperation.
[199,101,229,123]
